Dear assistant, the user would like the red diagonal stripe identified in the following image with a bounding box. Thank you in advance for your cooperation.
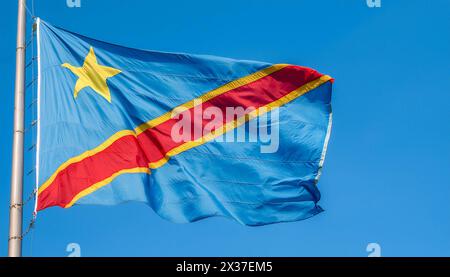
[38,65,324,210]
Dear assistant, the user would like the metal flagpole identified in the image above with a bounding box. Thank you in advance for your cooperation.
[8,0,27,257]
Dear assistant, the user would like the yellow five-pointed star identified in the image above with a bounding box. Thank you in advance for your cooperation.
[62,47,121,103]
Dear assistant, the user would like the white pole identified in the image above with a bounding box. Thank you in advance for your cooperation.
[9,0,27,257]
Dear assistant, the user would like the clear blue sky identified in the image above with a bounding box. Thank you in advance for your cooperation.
[1,0,449,257]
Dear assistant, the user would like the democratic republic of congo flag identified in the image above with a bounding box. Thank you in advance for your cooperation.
[35,19,333,226]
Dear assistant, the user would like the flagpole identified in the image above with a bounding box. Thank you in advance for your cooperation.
[8,0,27,257]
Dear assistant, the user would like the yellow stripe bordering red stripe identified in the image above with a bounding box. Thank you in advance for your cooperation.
[37,64,289,196]
[66,75,332,209]
[37,64,333,211]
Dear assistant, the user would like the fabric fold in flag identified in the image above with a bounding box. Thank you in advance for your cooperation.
[36,18,333,226]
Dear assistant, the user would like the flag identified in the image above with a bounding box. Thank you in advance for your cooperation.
[35,19,333,226]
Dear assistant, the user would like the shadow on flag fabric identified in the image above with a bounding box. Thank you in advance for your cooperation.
[35,18,333,226]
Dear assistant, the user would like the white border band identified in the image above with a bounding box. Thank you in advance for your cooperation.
[315,111,333,183]
[34,17,41,215]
